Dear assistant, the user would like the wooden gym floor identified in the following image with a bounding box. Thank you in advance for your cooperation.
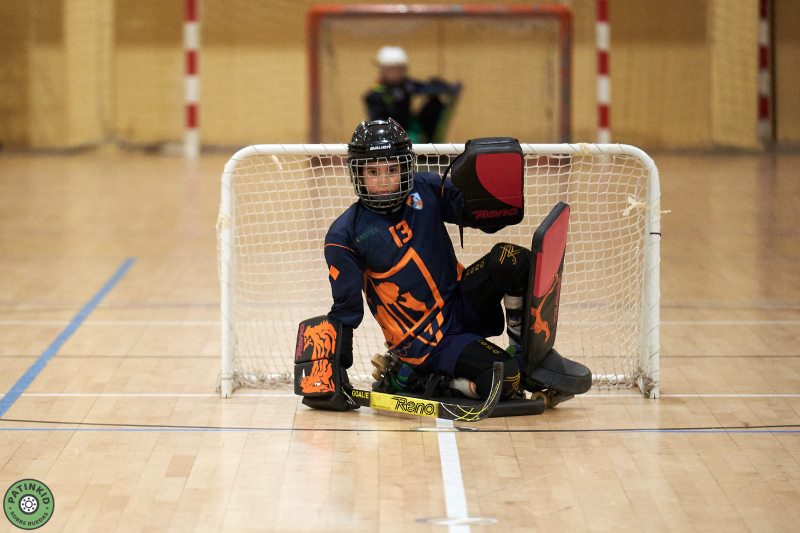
[0,149,798,532]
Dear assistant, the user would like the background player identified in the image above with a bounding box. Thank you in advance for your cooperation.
[364,46,461,143]
[320,118,588,407]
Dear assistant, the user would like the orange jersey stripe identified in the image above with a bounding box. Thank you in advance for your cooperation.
[325,243,357,254]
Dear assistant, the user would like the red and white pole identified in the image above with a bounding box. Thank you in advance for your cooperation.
[596,0,610,144]
[758,0,771,142]
[184,0,200,158]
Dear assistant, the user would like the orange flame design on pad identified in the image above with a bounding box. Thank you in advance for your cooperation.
[530,273,559,342]
[300,320,337,394]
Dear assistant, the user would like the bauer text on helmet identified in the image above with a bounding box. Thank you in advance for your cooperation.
[377,46,408,67]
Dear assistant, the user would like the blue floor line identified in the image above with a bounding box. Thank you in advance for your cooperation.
[0,258,135,417]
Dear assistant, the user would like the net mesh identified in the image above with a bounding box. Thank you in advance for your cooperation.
[219,144,653,391]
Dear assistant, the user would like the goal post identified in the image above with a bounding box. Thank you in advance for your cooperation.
[307,4,572,143]
[218,143,661,399]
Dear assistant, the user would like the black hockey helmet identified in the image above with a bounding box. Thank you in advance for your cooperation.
[347,118,415,211]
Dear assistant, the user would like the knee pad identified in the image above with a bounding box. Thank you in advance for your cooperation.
[473,356,520,399]
[487,242,530,294]
[461,243,530,304]
[454,339,521,399]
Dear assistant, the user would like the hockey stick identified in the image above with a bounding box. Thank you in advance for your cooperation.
[346,362,503,422]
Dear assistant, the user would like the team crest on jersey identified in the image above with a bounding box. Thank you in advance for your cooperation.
[407,192,423,210]
[365,248,445,357]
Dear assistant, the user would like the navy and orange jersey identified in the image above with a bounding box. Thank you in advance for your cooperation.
[324,172,464,366]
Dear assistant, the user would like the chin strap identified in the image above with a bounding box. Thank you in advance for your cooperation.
[359,199,406,215]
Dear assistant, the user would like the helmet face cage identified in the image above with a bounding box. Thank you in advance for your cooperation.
[347,118,416,210]
[348,154,415,210]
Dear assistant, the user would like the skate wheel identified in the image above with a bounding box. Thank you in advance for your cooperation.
[530,391,551,408]
[371,353,389,372]
[548,392,574,408]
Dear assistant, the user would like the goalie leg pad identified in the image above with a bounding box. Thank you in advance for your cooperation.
[520,202,592,397]
[522,202,569,373]
[294,315,358,411]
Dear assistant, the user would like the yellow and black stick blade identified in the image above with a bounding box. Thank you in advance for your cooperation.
[438,361,502,422]
[347,362,503,422]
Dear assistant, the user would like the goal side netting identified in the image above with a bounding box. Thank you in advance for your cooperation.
[218,144,661,398]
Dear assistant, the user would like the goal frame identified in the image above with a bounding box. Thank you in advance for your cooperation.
[218,143,661,399]
[307,4,573,143]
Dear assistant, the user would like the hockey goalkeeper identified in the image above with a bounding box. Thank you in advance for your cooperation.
[364,46,461,143]
[296,119,591,412]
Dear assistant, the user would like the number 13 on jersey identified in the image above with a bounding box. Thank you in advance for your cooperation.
[389,220,413,247]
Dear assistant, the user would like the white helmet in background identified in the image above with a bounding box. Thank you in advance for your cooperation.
[376,46,408,67]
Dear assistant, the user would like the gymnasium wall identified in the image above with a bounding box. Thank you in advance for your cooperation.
[0,0,797,150]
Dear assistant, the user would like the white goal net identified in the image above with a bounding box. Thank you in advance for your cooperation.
[218,144,661,398]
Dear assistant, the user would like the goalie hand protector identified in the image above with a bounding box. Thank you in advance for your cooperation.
[294,315,358,411]
[447,137,524,242]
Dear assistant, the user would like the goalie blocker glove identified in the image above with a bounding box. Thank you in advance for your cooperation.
[294,315,359,411]
[446,137,524,243]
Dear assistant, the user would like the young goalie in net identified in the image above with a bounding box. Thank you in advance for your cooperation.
[293,119,591,418]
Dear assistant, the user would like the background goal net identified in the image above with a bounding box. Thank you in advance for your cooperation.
[218,143,661,398]
[308,4,572,143]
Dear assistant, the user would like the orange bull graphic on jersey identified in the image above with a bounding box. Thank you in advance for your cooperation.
[365,248,446,365]
[299,320,337,394]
